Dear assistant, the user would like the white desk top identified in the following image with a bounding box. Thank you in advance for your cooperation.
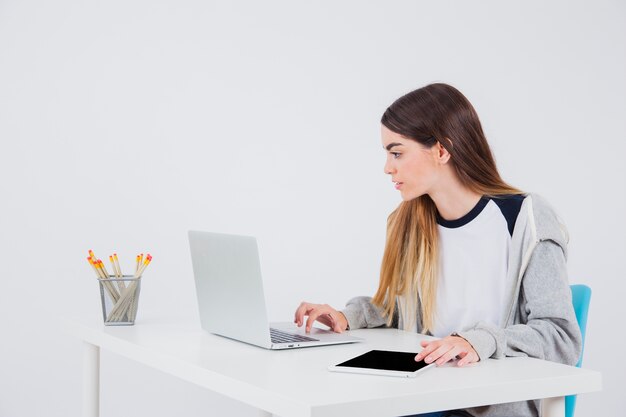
[64,316,602,417]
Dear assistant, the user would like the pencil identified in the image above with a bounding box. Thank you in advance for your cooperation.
[113,253,123,277]
[113,253,126,289]
[87,257,100,278]
[93,258,120,302]
[109,256,118,277]
[88,251,103,278]
[109,260,147,322]
[99,259,111,278]
[135,254,142,274]
[109,254,126,292]
[88,250,98,265]
[90,257,106,279]
[127,253,150,321]
[129,253,150,320]
[135,254,152,277]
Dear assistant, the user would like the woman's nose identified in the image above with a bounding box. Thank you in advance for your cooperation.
[384,160,395,175]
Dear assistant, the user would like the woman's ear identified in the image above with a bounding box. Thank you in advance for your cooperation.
[436,141,451,164]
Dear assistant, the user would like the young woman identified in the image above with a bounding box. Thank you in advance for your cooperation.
[294,83,582,417]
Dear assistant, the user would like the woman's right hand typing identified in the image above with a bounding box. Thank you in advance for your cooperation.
[294,302,349,334]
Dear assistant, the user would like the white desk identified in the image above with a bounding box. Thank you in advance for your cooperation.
[64,317,601,417]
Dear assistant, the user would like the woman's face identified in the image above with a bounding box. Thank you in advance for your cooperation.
[381,125,444,201]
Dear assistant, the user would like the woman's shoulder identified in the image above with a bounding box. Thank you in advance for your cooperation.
[521,193,569,246]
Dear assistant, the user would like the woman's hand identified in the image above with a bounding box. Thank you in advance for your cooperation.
[294,302,349,333]
[414,335,479,367]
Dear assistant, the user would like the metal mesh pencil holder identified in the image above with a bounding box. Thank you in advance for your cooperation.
[98,275,141,325]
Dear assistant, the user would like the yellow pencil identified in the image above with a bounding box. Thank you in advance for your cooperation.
[109,256,118,277]
[135,254,142,274]
[113,253,123,277]
[91,258,106,279]
[88,251,100,277]
[98,260,109,279]
[135,254,152,277]
[87,257,100,278]
[99,259,112,278]
[89,251,108,278]
[113,253,126,290]
[93,258,120,302]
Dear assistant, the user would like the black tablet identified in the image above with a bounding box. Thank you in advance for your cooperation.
[328,349,435,378]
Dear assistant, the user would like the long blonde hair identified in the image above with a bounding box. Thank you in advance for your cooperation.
[372,83,523,333]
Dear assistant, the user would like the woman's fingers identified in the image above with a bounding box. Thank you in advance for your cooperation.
[294,302,312,326]
[316,313,334,329]
[305,307,327,332]
[457,350,479,367]
[295,303,345,333]
[435,345,461,366]
[415,336,479,367]
[424,343,453,364]
[415,340,439,362]
[295,302,324,327]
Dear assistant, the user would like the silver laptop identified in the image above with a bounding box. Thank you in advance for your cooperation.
[188,230,362,350]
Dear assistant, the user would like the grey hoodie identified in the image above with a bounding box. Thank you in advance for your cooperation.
[341,194,582,417]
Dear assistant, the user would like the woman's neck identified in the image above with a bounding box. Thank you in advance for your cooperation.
[428,177,482,221]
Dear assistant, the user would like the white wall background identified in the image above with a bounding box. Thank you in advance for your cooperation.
[1,0,624,416]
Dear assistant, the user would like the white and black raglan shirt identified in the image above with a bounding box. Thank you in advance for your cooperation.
[432,194,526,338]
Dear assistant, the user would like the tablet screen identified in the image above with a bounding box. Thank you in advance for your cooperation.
[335,350,429,372]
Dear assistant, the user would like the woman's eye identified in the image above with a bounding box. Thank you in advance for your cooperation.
[391,152,401,159]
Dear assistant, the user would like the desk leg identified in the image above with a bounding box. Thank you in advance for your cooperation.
[83,342,100,417]
[541,396,565,417]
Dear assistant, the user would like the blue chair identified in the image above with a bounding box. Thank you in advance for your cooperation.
[566,285,591,417]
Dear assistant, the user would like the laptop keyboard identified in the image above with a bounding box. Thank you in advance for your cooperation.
[270,328,319,344]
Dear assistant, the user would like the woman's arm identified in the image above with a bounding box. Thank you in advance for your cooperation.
[341,296,398,330]
[457,240,583,365]
[294,295,398,333]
